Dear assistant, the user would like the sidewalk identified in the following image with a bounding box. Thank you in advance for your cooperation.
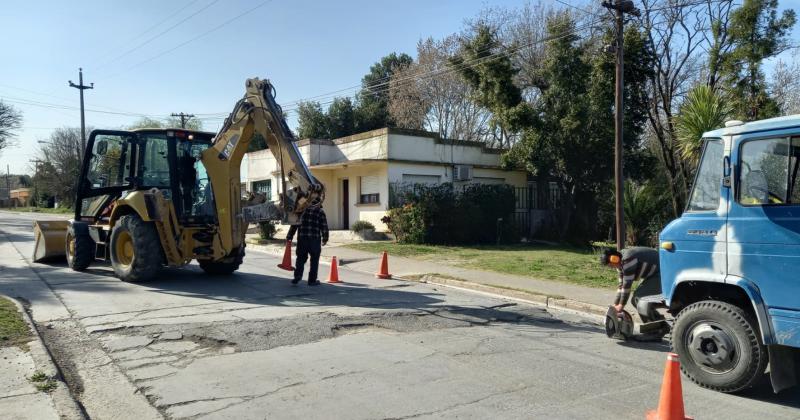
[245,236,614,316]
[0,296,83,420]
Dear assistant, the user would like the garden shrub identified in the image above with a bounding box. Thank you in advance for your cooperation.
[385,183,517,245]
[258,221,277,240]
[350,220,375,233]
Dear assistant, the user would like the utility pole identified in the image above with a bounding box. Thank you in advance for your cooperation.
[602,0,639,251]
[69,68,94,156]
[171,112,195,129]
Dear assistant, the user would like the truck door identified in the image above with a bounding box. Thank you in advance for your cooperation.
[660,139,728,300]
[728,135,800,346]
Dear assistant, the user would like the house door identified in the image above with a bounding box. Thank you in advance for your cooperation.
[342,179,349,230]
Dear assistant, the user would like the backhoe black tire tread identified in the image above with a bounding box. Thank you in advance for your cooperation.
[66,227,94,271]
[199,246,245,276]
[110,215,163,282]
[671,300,767,393]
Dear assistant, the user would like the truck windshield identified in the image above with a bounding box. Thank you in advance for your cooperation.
[687,139,724,211]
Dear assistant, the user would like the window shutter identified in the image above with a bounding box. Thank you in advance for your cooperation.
[360,176,379,195]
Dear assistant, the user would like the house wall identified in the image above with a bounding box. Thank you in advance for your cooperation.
[322,162,389,231]
[242,130,526,232]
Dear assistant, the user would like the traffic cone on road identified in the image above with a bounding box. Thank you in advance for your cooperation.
[375,251,392,279]
[646,353,693,420]
[277,240,294,271]
[327,256,341,283]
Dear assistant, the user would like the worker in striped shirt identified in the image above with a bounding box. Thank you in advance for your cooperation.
[600,247,663,323]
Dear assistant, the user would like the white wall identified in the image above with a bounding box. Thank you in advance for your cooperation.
[387,133,502,167]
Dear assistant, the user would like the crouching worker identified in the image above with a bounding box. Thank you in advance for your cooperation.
[600,247,666,329]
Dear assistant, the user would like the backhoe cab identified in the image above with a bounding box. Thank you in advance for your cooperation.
[32,78,324,282]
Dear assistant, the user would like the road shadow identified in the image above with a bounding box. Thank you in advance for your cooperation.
[734,376,800,408]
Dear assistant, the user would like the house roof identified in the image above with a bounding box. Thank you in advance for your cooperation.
[297,127,506,155]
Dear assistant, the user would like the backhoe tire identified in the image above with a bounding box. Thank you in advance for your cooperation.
[671,300,767,393]
[66,223,94,271]
[109,215,163,282]
[199,246,245,276]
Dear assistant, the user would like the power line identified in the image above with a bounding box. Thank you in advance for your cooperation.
[90,0,203,70]
[97,0,273,81]
[92,0,219,74]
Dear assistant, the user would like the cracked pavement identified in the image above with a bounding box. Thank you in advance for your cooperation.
[1,213,798,419]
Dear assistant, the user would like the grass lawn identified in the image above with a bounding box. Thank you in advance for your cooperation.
[0,297,31,348]
[346,242,617,288]
[0,207,72,215]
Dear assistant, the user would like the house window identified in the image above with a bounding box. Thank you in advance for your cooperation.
[359,175,380,204]
[252,179,271,200]
[402,174,440,185]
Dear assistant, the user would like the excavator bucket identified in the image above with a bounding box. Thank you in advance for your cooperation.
[32,220,69,262]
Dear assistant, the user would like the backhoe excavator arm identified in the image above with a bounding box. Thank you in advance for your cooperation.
[201,78,324,254]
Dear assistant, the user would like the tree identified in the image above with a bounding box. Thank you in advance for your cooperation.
[0,101,22,155]
[127,116,203,131]
[718,0,796,120]
[771,50,800,115]
[674,85,732,165]
[355,52,413,132]
[388,35,491,142]
[451,25,534,148]
[34,127,86,208]
[296,101,328,138]
[326,97,356,138]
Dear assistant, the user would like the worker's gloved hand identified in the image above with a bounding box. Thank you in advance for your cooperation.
[322,240,327,247]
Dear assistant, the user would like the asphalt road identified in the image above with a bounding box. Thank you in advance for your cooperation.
[0,212,798,420]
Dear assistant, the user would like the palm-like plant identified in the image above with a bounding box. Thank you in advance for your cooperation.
[674,85,732,165]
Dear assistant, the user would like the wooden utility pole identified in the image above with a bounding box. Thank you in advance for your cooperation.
[69,68,93,156]
[602,0,638,251]
[171,112,195,129]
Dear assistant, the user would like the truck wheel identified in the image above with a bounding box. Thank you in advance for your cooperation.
[199,246,245,275]
[671,300,767,393]
[109,215,163,282]
[66,225,94,271]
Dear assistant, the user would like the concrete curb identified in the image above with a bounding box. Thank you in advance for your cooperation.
[4,295,87,420]
[245,242,609,321]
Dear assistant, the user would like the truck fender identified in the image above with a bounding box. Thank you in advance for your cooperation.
[726,275,775,345]
[669,276,774,345]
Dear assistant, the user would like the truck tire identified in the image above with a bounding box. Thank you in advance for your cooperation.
[66,224,94,271]
[199,246,245,275]
[671,300,767,393]
[109,215,163,282]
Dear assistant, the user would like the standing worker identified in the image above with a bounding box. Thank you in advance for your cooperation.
[600,247,664,324]
[286,198,329,286]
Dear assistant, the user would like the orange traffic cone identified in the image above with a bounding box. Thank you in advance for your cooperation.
[646,353,693,420]
[376,251,392,279]
[327,256,341,283]
[277,240,295,271]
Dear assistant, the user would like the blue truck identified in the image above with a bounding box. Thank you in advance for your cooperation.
[660,115,800,393]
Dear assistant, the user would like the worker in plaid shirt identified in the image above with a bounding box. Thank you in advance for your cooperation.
[600,247,663,323]
[286,201,329,286]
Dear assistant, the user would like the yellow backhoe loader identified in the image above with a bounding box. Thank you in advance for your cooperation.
[32,78,324,281]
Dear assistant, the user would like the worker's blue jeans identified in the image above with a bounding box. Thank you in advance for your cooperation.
[294,239,321,282]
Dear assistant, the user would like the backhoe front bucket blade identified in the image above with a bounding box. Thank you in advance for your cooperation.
[32,220,69,262]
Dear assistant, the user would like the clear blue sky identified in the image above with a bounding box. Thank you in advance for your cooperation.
[1,0,798,174]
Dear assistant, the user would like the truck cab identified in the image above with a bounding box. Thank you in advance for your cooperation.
[660,115,800,393]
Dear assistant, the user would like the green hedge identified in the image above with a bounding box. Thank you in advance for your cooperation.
[383,183,518,245]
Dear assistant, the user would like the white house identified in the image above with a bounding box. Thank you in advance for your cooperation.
[242,128,528,231]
